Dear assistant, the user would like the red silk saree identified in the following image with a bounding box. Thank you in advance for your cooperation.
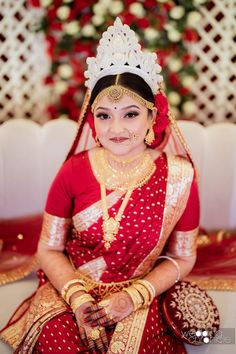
[0,151,199,353]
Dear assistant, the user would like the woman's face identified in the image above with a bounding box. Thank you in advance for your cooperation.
[93,93,156,157]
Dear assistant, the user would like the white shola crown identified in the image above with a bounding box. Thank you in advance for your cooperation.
[84,17,163,94]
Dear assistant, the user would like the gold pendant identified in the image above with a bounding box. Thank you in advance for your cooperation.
[103,217,120,235]
[103,217,120,250]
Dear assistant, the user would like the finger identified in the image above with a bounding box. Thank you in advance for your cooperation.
[85,308,106,322]
[100,327,109,351]
[84,303,100,314]
[94,337,106,353]
[78,326,88,346]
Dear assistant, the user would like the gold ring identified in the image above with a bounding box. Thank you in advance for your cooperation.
[89,328,100,341]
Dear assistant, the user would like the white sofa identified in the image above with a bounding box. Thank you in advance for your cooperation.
[0,118,236,353]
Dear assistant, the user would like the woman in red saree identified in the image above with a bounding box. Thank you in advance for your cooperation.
[0,18,199,353]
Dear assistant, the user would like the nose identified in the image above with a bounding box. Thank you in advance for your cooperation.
[110,117,123,134]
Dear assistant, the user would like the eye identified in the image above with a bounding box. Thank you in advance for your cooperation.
[125,111,139,118]
[95,113,111,120]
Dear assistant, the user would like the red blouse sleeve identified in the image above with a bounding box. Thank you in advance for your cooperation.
[165,171,200,257]
[174,171,200,232]
[45,158,74,218]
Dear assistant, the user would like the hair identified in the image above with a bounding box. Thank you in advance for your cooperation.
[89,72,155,108]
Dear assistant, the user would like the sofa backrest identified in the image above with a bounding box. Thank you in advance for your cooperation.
[0,118,235,230]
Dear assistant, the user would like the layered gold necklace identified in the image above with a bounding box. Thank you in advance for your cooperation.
[90,148,156,250]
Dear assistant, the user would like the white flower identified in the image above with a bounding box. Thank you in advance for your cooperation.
[182,101,197,115]
[167,29,182,42]
[168,58,182,72]
[144,28,160,42]
[187,11,202,27]
[157,0,168,3]
[182,76,196,89]
[40,0,53,6]
[54,81,68,94]
[109,1,124,16]
[81,24,96,37]
[63,21,80,36]
[58,114,69,120]
[56,6,70,20]
[129,2,145,18]
[193,0,206,5]
[92,15,105,27]
[93,3,107,15]
[169,6,185,20]
[168,92,181,106]
[100,0,112,7]
[58,65,73,79]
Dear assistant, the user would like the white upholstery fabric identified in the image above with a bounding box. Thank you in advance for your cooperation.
[0,118,236,353]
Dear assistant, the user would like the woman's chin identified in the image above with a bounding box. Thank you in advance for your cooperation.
[102,142,142,157]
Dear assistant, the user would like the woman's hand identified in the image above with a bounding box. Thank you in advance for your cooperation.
[75,301,109,353]
[84,291,134,328]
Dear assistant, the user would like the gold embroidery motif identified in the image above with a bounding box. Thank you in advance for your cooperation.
[39,212,71,250]
[167,281,220,330]
[134,155,194,276]
[167,227,199,257]
[72,191,121,232]
[107,307,149,353]
[74,269,136,299]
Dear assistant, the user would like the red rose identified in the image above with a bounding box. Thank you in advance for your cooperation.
[182,54,192,64]
[47,105,58,120]
[28,0,40,7]
[144,0,156,8]
[183,28,198,42]
[44,75,54,85]
[155,92,169,118]
[163,3,174,12]
[121,12,135,26]
[137,18,149,29]
[168,72,180,87]
[179,87,189,96]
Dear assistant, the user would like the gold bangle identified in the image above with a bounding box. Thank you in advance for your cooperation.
[135,279,156,302]
[70,294,94,313]
[61,279,86,300]
[132,283,151,306]
[123,287,143,311]
[65,285,87,305]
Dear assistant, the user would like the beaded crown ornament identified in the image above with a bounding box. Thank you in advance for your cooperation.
[84,17,163,95]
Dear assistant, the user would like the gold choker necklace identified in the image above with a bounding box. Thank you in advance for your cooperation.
[91,148,156,193]
[107,150,145,167]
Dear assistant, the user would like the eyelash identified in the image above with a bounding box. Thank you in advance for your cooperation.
[95,111,139,120]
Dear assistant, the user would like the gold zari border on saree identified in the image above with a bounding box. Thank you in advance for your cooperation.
[0,282,67,351]
[108,306,149,353]
[134,155,194,276]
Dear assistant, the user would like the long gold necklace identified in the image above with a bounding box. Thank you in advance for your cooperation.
[101,183,134,250]
[90,148,156,250]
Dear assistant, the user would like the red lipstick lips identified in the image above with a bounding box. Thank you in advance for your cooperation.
[109,137,129,143]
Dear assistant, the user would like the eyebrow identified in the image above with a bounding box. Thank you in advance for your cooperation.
[95,105,141,112]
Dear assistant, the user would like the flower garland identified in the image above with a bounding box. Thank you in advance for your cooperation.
[28,0,207,121]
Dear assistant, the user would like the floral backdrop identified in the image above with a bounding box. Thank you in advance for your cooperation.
[28,0,207,121]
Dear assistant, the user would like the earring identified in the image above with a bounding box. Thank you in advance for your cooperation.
[95,135,101,147]
[145,125,155,145]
